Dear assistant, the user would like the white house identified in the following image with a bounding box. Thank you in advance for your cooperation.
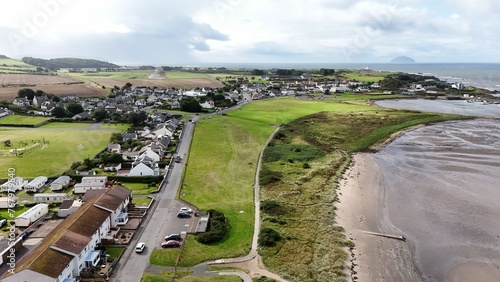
[0,197,17,209]
[14,204,49,227]
[74,176,107,194]
[0,176,28,192]
[107,144,121,153]
[57,200,83,218]
[103,163,121,172]
[24,176,48,192]
[128,156,159,176]
[50,176,71,191]
[138,148,161,162]
[34,193,69,204]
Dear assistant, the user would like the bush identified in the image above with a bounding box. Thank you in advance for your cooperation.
[196,209,229,244]
[258,228,282,247]
[302,163,311,169]
[259,169,283,186]
[261,200,284,215]
[24,202,37,207]
[263,144,325,163]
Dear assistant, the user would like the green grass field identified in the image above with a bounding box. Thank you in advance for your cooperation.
[121,182,158,195]
[343,72,387,82]
[165,71,210,79]
[66,70,152,79]
[0,123,127,177]
[0,58,35,69]
[0,115,50,126]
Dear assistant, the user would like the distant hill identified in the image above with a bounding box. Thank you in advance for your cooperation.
[390,56,415,64]
[0,55,10,59]
[21,57,120,70]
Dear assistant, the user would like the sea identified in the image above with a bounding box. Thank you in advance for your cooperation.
[191,62,500,92]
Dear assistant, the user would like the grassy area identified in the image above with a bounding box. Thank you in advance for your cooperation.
[0,124,125,177]
[67,70,152,79]
[150,248,181,266]
[0,58,35,70]
[0,115,50,126]
[257,110,467,282]
[142,270,240,282]
[121,182,158,195]
[343,72,387,82]
[106,246,125,260]
[132,197,152,206]
[166,71,210,79]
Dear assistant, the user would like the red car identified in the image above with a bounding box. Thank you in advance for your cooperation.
[161,240,181,248]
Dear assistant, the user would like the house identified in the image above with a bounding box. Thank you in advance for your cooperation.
[0,197,17,209]
[34,193,69,204]
[451,82,465,90]
[128,156,159,176]
[122,132,137,140]
[72,112,91,120]
[24,176,48,192]
[0,176,28,192]
[103,163,121,172]
[134,99,146,107]
[145,124,174,139]
[138,147,161,162]
[73,176,107,194]
[200,100,214,109]
[107,143,121,153]
[1,185,131,281]
[12,97,30,107]
[14,204,49,227]
[0,108,10,118]
[171,100,180,109]
[50,176,71,191]
[57,200,83,218]
[33,95,49,108]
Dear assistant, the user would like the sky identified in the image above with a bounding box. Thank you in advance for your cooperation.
[0,0,499,65]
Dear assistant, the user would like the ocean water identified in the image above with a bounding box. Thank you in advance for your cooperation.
[193,62,500,91]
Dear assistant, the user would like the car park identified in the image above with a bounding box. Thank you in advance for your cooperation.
[177,212,191,218]
[135,242,146,253]
[161,240,180,248]
[164,233,182,241]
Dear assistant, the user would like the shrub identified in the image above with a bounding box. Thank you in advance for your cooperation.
[259,169,283,186]
[263,144,325,163]
[258,228,282,247]
[302,162,311,169]
[261,200,284,215]
[196,209,229,244]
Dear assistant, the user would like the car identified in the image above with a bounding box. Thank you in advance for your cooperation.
[161,240,181,248]
[164,234,182,241]
[179,207,193,214]
[135,242,146,253]
[177,212,191,218]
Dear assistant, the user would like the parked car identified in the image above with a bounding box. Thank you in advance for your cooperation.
[165,234,182,241]
[179,207,193,214]
[135,242,146,253]
[161,240,181,248]
[177,212,191,218]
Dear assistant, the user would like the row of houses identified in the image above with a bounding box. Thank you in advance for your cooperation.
[2,185,132,281]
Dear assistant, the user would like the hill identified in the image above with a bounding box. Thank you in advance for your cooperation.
[390,56,415,64]
[21,57,120,70]
[0,55,9,59]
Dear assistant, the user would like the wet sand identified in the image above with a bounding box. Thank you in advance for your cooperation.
[337,119,500,282]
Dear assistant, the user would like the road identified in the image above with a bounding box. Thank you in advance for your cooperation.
[111,117,197,282]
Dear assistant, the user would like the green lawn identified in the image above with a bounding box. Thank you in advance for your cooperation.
[343,72,387,82]
[121,182,158,195]
[0,115,50,126]
[0,124,126,178]
[67,70,152,79]
[106,246,125,261]
[132,197,152,206]
[165,71,209,79]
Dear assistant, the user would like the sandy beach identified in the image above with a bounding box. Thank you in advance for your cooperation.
[337,119,500,282]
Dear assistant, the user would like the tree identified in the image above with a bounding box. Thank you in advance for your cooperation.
[180,97,202,112]
[51,96,61,102]
[67,102,84,116]
[17,88,35,100]
[91,108,107,121]
[110,132,123,143]
[52,107,67,118]
[83,158,94,169]
[252,69,265,75]
[319,68,335,76]
[121,82,133,91]
[127,111,148,126]
[35,90,45,97]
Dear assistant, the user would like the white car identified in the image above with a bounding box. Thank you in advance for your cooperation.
[180,207,193,214]
[135,242,146,253]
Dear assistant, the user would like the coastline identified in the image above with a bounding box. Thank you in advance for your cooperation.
[337,153,421,282]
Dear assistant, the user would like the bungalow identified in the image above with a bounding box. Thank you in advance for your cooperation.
[104,163,121,172]
[72,112,91,120]
[24,176,48,192]
[0,176,28,192]
[200,100,214,109]
[107,143,121,153]
[50,176,71,191]
[0,108,9,118]
[57,200,83,218]
[122,132,137,140]
[73,176,107,194]
[34,193,69,204]
[12,97,30,107]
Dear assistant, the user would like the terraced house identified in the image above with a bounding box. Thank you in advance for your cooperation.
[1,185,131,282]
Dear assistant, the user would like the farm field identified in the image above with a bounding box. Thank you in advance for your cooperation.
[0,84,107,100]
[0,74,81,85]
[0,115,50,126]
[0,123,128,178]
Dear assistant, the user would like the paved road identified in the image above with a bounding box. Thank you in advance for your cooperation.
[111,118,197,282]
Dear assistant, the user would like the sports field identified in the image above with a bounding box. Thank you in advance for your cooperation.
[0,122,128,178]
[0,115,50,126]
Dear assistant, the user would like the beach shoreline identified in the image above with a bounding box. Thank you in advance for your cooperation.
[337,153,421,282]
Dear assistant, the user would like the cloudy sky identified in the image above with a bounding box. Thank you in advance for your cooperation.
[0,0,498,65]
